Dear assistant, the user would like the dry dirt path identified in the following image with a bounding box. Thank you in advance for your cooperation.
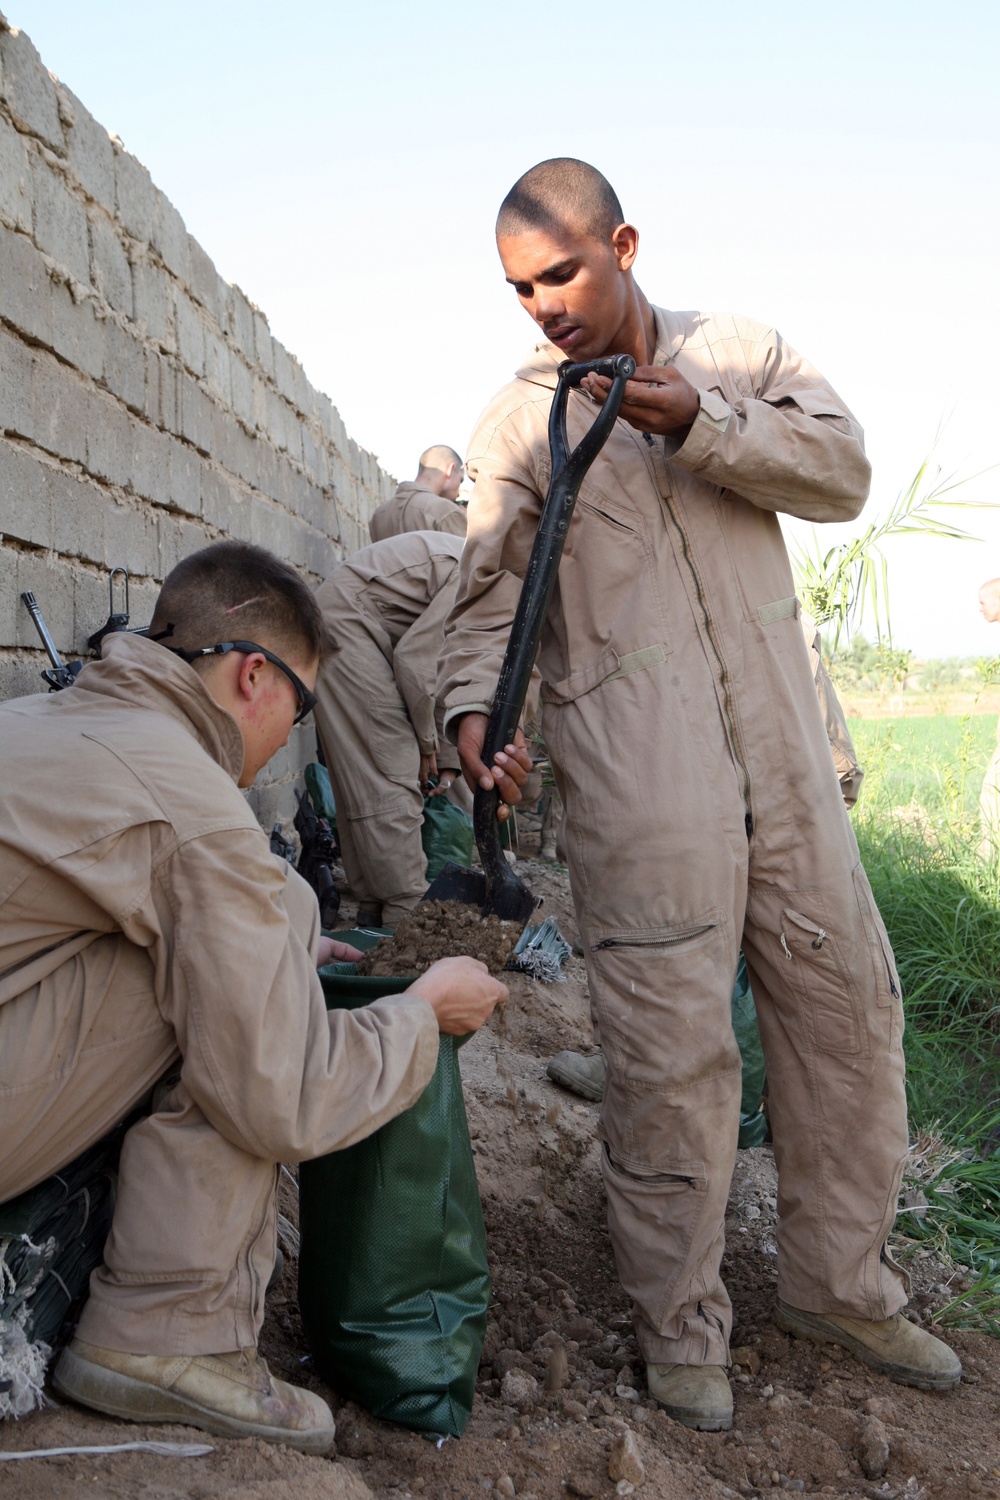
[2,857,998,1500]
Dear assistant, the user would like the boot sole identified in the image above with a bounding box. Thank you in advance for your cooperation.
[655,1401,733,1432]
[773,1301,961,1391]
[545,1066,604,1103]
[52,1346,337,1454]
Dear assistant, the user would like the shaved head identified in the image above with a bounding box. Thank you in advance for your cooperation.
[418,444,463,473]
[496,158,624,245]
[980,577,1000,624]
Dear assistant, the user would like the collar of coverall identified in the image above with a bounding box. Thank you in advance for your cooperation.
[513,303,683,390]
[69,630,247,783]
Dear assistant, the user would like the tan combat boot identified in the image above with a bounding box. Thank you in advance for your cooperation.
[546,1049,607,1102]
[53,1338,336,1453]
[774,1299,962,1391]
[647,1362,733,1430]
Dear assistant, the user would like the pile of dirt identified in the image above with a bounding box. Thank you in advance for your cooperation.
[354,899,523,977]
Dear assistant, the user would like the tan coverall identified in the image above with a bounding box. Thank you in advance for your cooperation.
[440,308,908,1367]
[801,612,863,809]
[369,481,468,543]
[0,634,439,1355]
[314,531,465,927]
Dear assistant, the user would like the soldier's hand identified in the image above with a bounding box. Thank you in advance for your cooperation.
[582,364,700,437]
[408,956,507,1035]
[418,750,439,792]
[455,712,532,821]
[316,936,364,966]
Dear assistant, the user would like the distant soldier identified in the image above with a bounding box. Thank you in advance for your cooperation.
[369,445,468,542]
[977,576,1000,860]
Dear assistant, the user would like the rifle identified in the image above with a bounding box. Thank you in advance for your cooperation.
[21,570,144,691]
[294,788,341,927]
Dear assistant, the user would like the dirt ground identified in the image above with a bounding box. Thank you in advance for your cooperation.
[2,842,999,1500]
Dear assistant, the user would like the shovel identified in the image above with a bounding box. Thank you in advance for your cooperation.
[424,351,636,924]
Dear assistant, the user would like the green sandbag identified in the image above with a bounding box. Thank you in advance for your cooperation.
[298,930,489,1437]
[304,762,337,834]
[733,953,768,1148]
[0,1130,122,1348]
[421,789,473,881]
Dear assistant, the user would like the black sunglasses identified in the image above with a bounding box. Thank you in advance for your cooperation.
[166,640,318,725]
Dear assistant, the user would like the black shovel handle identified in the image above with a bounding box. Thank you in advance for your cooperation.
[473,352,636,874]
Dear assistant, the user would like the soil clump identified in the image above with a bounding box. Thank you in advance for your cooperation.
[354,899,522,977]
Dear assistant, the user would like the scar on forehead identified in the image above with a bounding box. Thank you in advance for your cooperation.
[224,596,265,614]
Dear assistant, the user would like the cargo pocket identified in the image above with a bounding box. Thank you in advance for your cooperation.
[778,906,868,1057]
[851,865,903,1050]
[366,692,417,779]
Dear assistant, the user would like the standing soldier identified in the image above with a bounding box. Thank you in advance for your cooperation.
[369,445,468,542]
[439,158,960,1430]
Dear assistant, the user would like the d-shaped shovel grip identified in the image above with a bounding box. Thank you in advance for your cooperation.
[473,352,636,885]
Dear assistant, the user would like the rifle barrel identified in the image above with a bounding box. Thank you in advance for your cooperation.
[20,591,65,669]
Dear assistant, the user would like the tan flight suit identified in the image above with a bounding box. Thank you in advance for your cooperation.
[801,612,863,809]
[369,481,468,543]
[314,531,465,927]
[440,309,907,1368]
[0,634,439,1356]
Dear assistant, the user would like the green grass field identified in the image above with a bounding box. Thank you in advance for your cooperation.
[851,713,996,823]
[848,713,1000,1326]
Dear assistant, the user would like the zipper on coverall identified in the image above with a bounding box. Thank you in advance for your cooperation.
[638,429,754,839]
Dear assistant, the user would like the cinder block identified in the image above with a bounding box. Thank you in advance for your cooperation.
[178,372,213,454]
[114,143,156,245]
[58,84,114,207]
[49,277,104,380]
[174,291,205,377]
[102,317,146,413]
[104,499,158,576]
[128,579,160,626]
[186,235,223,325]
[291,358,312,420]
[0,26,63,152]
[0,324,34,439]
[131,258,175,350]
[89,213,131,315]
[176,516,209,562]
[300,423,329,489]
[49,466,105,565]
[0,543,18,647]
[251,374,268,432]
[0,220,53,346]
[129,419,172,506]
[86,393,133,488]
[271,340,296,407]
[31,154,90,286]
[226,284,255,363]
[304,525,338,581]
[203,329,230,406]
[0,437,50,547]
[15,549,74,651]
[229,352,253,427]
[32,352,89,466]
[152,192,189,283]
[252,437,278,501]
[166,435,201,517]
[72,566,110,654]
[287,516,308,570]
[0,112,31,232]
[144,350,177,431]
[0,654,45,700]
[200,464,239,535]
[252,309,274,377]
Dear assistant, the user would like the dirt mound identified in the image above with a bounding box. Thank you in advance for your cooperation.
[354,899,522,976]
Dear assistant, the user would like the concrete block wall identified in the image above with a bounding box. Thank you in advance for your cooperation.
[0,16,395,830]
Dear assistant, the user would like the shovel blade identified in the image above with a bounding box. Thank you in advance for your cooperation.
[421,860,539,927]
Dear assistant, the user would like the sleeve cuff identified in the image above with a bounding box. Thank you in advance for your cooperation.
[442,702,492,743]
[666,388,734,463]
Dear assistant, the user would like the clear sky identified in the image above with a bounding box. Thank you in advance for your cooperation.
[11,1,999,659]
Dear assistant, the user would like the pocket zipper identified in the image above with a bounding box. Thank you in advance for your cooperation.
[593,923,715,952]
